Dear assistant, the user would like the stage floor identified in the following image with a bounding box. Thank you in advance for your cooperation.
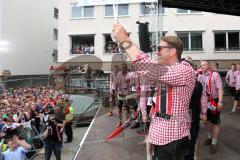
[73,96,240,160]
[73,107,146,160]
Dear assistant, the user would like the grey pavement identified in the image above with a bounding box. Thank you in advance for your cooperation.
[197,96,240,160]
[34,126,88,160]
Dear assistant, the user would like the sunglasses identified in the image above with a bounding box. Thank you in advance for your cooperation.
[157,45,175,52]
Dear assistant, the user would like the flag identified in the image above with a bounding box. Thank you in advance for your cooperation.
[105,118,132,141]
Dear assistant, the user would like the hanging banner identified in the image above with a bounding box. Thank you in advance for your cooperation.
[77,0,157,6]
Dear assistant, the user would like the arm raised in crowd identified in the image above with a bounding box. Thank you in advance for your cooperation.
[14,136,31,150]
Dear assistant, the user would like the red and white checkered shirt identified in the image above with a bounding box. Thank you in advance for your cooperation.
[133,53,195,146]
[226,69,237,87]
[109,71,118,93]
[116,71,133,96]
[198,71,223,99]
[138,77,151,122]
[236,71,240,90]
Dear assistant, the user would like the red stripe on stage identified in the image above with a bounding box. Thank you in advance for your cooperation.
[167,86,173,115]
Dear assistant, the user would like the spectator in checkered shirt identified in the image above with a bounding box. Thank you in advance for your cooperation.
[112,23,196,160]
[198,61,224,154]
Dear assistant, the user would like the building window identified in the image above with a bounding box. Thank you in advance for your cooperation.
[177,32,203,51]
[190,10,201,13]
[104,34,120,54]
[104,34,127,54]
[70,35,94,54]
[104,4,129,17]
[149,32,166,51]
[52,50,58,62]
[140,3,165,15]
[54,8,58,19]
[83,6,94,17]
[118,4,129,16]
[229,32,239,50]
[54,28,58,40]
[215,32,240,51]
[105,5,113,16]
[215,33,226,51]
[177,8,201,14]
[71,4,94,18]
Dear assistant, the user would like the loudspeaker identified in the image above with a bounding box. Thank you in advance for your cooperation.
[138,22,151,53]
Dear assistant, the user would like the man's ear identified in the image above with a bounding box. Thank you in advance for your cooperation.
[172,48,177,55]
[169,48,176,57]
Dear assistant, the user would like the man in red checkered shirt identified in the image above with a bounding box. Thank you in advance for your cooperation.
[112,23,196,160]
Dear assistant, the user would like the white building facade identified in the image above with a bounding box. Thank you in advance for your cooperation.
[58,0,240,71]
[1,0,239,75]
[0,0,58,75]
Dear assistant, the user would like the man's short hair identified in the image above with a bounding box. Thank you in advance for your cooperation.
[201,60,209,64]
[231,63,236,66]
[113,65,119,69]
[161,36,183,59]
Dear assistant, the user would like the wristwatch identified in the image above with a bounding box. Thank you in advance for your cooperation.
[120,40,132,50]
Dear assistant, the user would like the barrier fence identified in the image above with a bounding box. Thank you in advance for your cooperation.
[1,76,49,90]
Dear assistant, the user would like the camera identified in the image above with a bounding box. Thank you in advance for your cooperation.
[41,104,54,117]
[44,104,54,115]
[0,128,18,139]
[45,115,56,127]
[41,104,55,127]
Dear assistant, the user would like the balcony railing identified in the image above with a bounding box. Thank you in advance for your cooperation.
[70,48,95,55]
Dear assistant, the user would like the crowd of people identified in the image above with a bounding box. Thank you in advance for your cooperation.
[105,41,119,53]
[71,43,94,54]
[71,41,127,55]
[109,23,240,160]
[105,41,126,54]
[0,86,74,160]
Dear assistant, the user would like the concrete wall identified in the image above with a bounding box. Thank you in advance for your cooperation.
[58,1,240,68]
[0,0,2,39]
[164,8,240,60]
[0,0,58,75]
